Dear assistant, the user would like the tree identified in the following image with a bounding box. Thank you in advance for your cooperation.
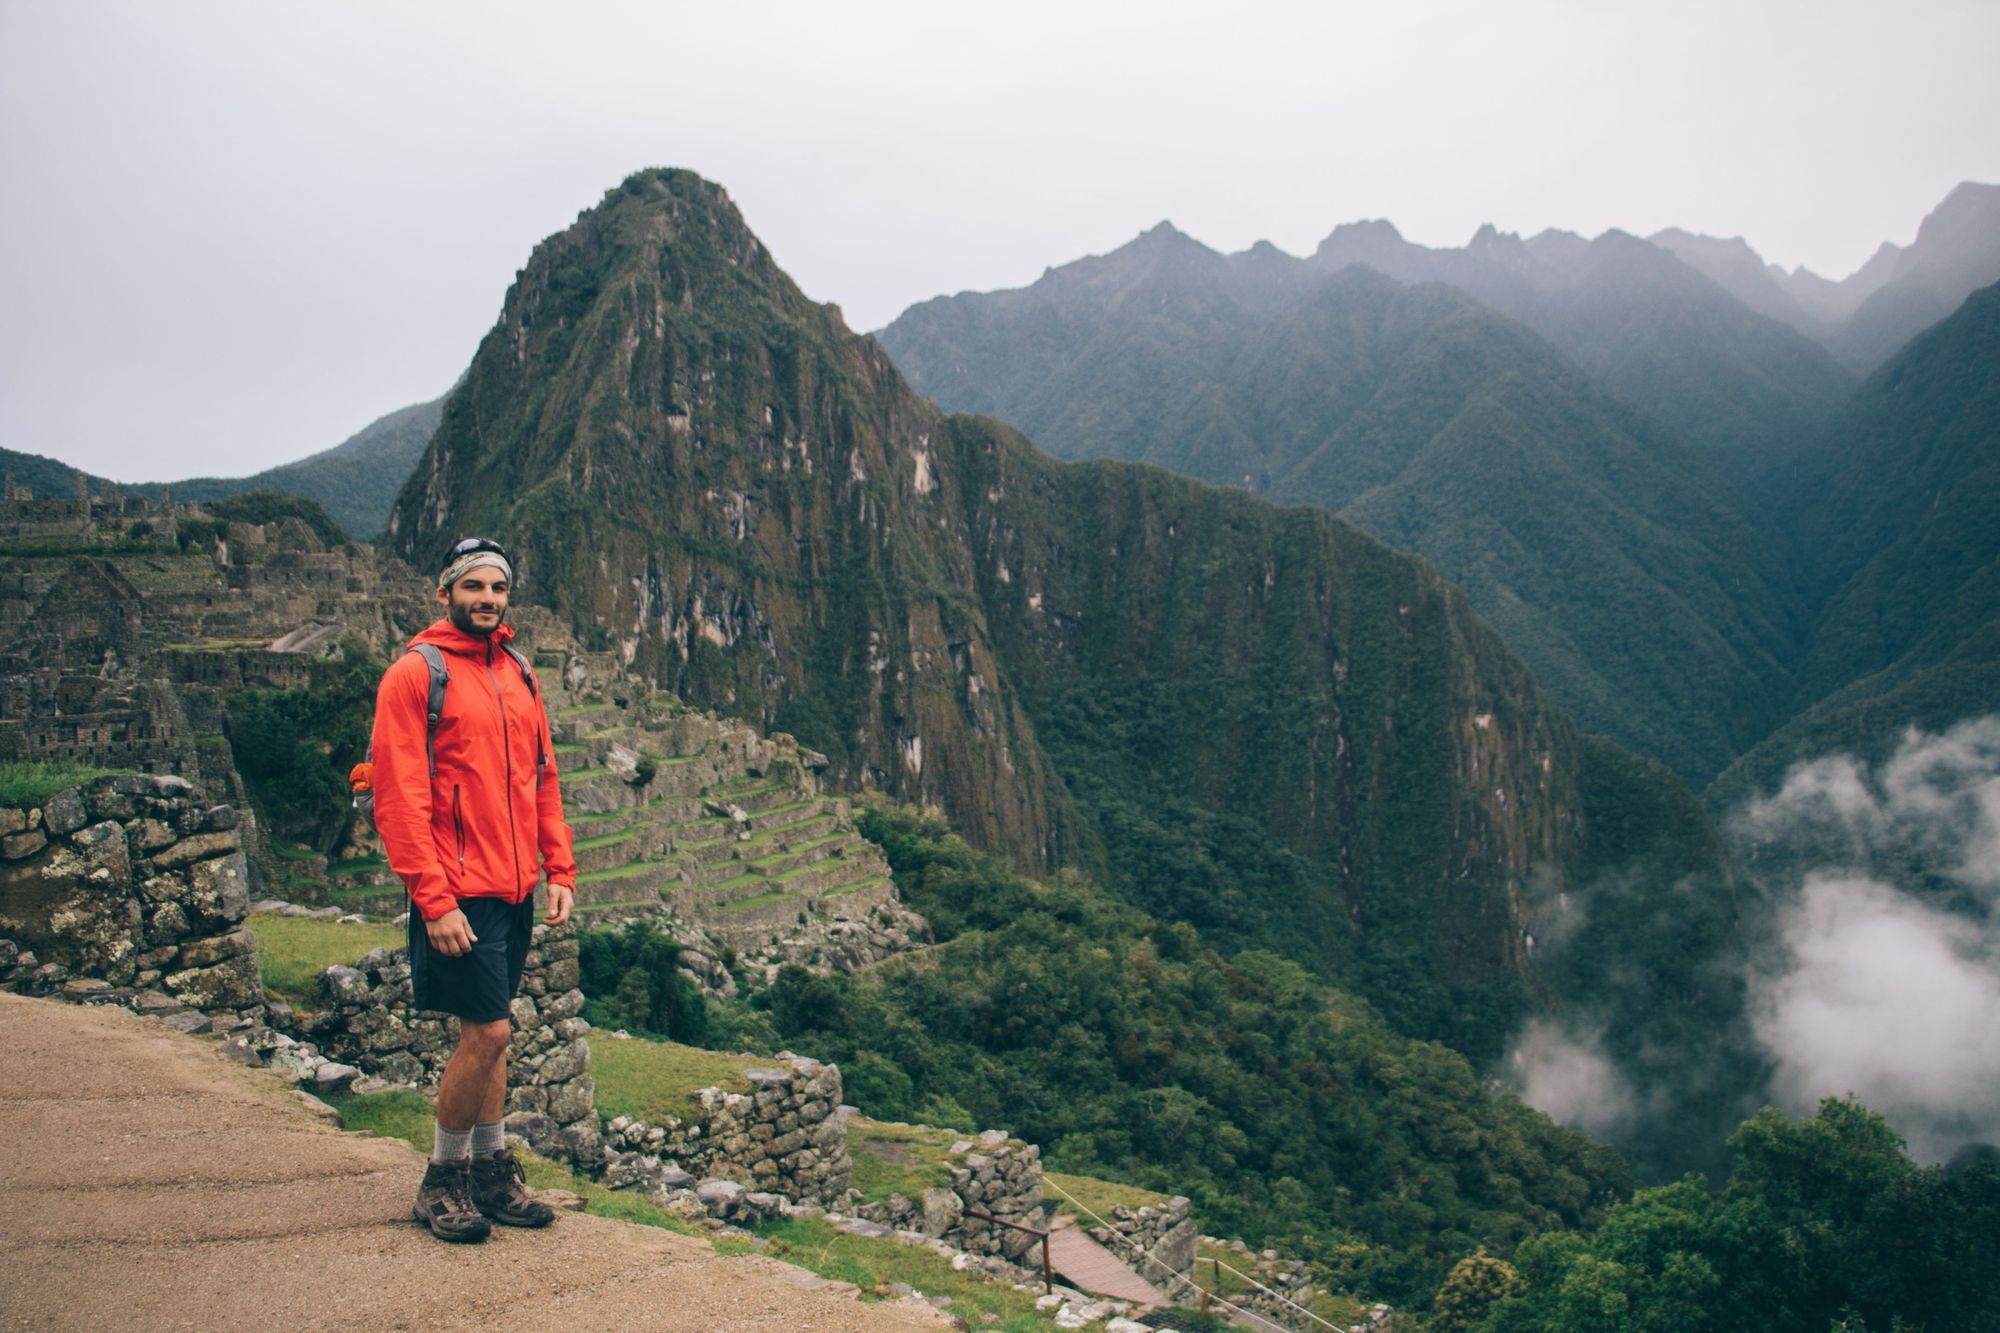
[1433,1249,1523,1333]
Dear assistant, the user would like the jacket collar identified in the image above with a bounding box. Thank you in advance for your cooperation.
[410,618,516,658]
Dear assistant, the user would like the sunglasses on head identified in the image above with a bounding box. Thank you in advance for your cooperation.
[443,536,510,566]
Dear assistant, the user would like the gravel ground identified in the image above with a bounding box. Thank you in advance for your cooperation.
[0,991,946,1330]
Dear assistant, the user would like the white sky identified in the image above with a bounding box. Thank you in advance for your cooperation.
[3,0,1997,480]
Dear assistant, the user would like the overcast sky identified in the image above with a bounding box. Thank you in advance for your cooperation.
[4,0,1997,481]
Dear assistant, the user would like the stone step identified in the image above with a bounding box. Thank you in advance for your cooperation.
[744,799,829,836]
[573,860,676,905]
[566,804,644,835]
[760,854,865,897]
[698,779,784,814]
[735,813,840,858]
[742,831,849,876]
[667,821,744,865]
[684,853,768,887]
[689,869,796,909]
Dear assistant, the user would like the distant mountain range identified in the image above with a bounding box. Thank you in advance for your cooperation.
[1653,182,2000,373]
[1,394,445,541]
[879,183,1999,793]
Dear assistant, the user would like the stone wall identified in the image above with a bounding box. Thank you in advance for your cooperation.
[597,1051,852,1207]
[0,775,259,1014]
[286,921,600,1158]
[942,1132,1045,1264]
[1088,1196,1198,1289]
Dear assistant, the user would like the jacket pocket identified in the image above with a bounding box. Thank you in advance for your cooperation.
[452,785,465,866]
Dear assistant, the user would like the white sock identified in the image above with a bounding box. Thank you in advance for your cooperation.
[471,1120,506,1157]
[432,1121,472,1164]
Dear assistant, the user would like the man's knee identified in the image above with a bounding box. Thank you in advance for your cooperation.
[456,1017,511,1060]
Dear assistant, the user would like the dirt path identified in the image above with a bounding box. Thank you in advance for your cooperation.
[0,992,944,1330]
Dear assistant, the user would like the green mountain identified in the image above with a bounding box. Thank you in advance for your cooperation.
[1714,280,2000,803]
[141,393,446,540]
[880,228,1804,784]
[386,170,1751,1154]
[1,394,445,542]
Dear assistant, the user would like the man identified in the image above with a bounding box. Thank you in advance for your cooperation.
[370,536,578,1242]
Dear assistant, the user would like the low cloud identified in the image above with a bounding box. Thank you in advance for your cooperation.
[1506,1018,1637,1139]
[1739,717,2000,1163]
[1752,872,2000,1161]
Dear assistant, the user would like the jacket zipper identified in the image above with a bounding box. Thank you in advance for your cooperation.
[486,644,525,902]
[452,784,465,866]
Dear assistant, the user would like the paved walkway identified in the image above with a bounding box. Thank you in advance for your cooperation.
[1046,1216,1172,1306]
[0,992,943,1331]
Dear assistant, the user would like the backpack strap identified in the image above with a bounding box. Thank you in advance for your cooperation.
[499,644,551,785]
[409,644,451,779]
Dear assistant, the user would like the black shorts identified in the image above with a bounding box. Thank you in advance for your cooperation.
[409,896,535,1023]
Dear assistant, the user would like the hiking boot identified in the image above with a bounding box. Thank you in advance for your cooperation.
[469,1147,554,1228]
[412,1159,491,1243]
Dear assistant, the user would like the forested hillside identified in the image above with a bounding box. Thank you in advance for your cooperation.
[1715,279,2000,804]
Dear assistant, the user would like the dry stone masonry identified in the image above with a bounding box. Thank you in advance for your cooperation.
[597,1050,852,1208]
[0,775,258,1015]
[1089,1196,1198,1290]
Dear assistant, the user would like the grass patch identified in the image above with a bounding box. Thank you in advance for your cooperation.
[252,912,404,1000]
[567,809,632,827]
[573,826,641,852]
[577,859,667,883]
[718,889,793,912]
[0,762,122,810]
[1043,1170,1171,1223]
[322,1086,433,1150]
[327,855,388,878]
[818,876,888,900]
[749,1215,1057,1330]
[327,881,399,901]
[846,1118,962,1202]
[588,1034,758,1122]
[270,838,320,863]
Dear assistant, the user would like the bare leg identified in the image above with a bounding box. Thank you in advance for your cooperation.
[435,1018,510,1132]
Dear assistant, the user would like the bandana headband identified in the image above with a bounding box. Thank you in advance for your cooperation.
[439,551,513,591]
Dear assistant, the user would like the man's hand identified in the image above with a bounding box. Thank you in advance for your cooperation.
[426,907,477,957]
[544,883,574,927]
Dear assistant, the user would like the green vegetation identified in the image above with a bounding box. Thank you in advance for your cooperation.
[587,1034,755,1123]
[578,919,710,1043]
[226,640,384,850]
[745,1214,1058,1331]
[321,1085,433,1148]
[846,1118,962,1203]
[1042,1170,1169,1221]
[0,763,122,809]
[682,805,1631,1307]
[251,912,403,1000]
[1477,1099,2000,1332]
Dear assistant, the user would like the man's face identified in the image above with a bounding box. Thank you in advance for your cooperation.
[437,569,509,637]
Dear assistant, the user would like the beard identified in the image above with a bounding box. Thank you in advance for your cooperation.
[445,598,505,637]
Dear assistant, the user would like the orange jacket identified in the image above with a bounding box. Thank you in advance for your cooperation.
[370,619,577,922]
